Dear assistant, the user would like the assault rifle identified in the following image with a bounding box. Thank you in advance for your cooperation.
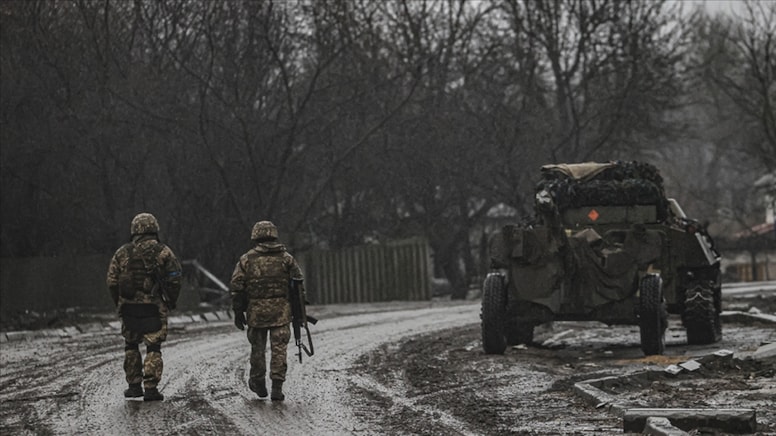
[289,278,317,363]
[152,271,179,310]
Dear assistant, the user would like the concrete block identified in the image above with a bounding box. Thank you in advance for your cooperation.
[678,360,701,372]
[642,417,689,436]
[752,342,776,360]
[214,311,230,320]
[108,321,121,330]
[35,329,50,337]
[62,326,80,337]
[169,316,192,325]
[78,323,98,333]
[541,328,574,348]
[6,331,34,341]
[664,365,683,376]
[202,312,219,322]
[573,381,627,416]
[0,333,7,343]
[623,408,757,434]
[720,311,776,325]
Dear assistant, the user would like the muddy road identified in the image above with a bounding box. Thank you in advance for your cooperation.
[1,293,774,435]
[0,303,477,435]
[350,319,775,435]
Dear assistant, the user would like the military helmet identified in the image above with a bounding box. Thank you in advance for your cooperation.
[251,221,278,241]
[131,213,160,236]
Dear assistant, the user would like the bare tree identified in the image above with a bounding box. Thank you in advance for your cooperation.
[699,0,776,171]
[1,0,767,290]
[498,0,690,163]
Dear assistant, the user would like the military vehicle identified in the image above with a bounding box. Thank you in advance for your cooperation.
[481,161,722,355]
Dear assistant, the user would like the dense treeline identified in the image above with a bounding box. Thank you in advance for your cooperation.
[1,0,774,297]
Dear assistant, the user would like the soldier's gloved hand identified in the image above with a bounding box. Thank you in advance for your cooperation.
[234,311,246,330]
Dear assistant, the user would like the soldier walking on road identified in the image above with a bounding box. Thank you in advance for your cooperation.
[106,213,182,401]
[231,221,304,401]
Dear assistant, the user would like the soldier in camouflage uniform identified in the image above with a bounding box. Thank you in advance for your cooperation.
[231,221,304,401]
[106,213,182,401]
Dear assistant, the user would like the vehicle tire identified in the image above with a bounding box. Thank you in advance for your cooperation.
[504,318,534,346]
[639,274,667,356]
[684,279,722,345]
[481,273,507,354]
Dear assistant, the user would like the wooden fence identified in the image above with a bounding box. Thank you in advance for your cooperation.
[297,237,432,304]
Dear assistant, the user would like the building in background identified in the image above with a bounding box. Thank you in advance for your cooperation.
[720,172,776,282]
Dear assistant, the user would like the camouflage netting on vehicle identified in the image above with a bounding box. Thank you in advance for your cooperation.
[536,161,669,218]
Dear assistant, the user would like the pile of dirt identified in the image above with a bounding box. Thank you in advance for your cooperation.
[599,357,775,425]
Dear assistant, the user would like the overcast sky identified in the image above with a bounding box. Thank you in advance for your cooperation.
[682,0,748,15]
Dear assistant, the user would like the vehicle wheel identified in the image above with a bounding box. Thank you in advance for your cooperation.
[504,318,534,346]
[639,274,667,356]
[481,273,507,354]
[684,279,722,345]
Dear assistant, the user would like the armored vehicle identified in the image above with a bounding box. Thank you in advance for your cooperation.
[481,161,722,355]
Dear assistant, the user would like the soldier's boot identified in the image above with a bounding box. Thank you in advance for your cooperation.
[123,383,143,398]
[143,387,164,401]
[270,380,284,401]
[249,378,268,398]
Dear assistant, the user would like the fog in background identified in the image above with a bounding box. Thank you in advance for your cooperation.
[1,0,773,297]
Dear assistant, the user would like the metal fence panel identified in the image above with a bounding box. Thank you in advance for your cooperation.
[297,238,431,304]
[0,237,432,323]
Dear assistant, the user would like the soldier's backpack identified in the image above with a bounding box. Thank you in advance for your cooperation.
[118,243,164,300]
[120,303,162,333]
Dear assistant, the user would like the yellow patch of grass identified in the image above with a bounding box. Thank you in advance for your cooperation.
[616,355,688,365]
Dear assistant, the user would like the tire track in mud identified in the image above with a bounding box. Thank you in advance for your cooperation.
[166,330,322,435]
[298,304,484,435]
[53,329,248,435]
[191,303,483,435]
[200,304,484,435]
[346,373,481,436]
[52,338,189,435]
[0,332,125,435]
[346,325,564,436]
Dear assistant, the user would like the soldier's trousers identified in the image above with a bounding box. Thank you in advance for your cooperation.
[122,322,168,390]
[247,325,290,382]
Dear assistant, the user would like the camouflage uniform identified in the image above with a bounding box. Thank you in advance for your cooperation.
[106,213,181,401]
[231,221,304,401]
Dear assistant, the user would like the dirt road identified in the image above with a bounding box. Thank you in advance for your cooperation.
[1,296,774,435]
[0,302,478,435]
